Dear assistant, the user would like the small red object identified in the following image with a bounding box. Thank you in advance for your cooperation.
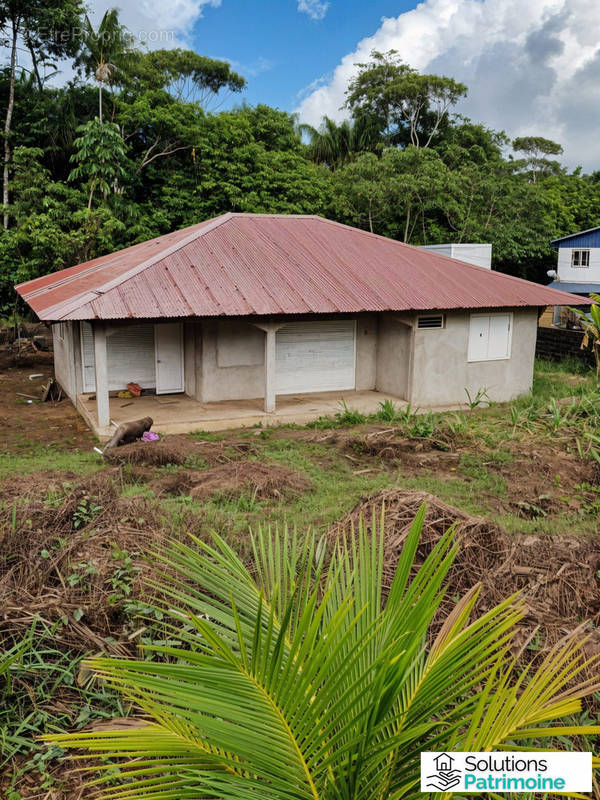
[127,382,142,397]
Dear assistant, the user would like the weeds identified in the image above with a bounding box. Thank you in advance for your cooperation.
[409,412,435,438]
[72,498,103,530]
[465,386,490,409]
[335,401,366,426]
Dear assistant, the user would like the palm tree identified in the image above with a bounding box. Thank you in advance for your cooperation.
[47,507,599,798]
[300,115,380,168]
[75,8,133,122]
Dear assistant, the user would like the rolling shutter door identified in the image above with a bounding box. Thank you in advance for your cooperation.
[80,322,95,392]
[80,322,156,392]
[276,320,356,395]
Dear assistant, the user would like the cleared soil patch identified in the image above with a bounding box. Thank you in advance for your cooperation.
[0,353,92,454]
[103,436,255,467]
[161,461,313,501]
[0,471,204,655]
[330,489,600,658]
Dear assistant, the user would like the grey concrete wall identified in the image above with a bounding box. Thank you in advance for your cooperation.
[183,320,200,398]
[52,322,78,402]
[198,320,266,402]
[375,315,412,399]
[409,309,538,406]
[355,314,377,390]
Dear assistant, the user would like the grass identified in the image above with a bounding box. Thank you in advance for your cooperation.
[2,356,600,795]
[0,448,101,481]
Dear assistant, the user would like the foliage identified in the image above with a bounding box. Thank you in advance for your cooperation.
[74,8,135,121]
[69,118,126,208]
[128,48,246,108]
[345,50,467,148]
[567,293,600,384]
[300,115,380,168]
[47,511,600,798]
[3,18,600,310]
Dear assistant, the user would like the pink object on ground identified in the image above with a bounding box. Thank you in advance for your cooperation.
[141,431,159,442]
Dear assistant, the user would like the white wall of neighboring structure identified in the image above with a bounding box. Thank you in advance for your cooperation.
[420,243,492,269]
[556,246,600,283]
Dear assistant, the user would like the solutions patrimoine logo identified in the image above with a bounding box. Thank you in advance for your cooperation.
[421,751,592,793]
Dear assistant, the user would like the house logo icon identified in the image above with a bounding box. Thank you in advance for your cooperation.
[426,753,462,791]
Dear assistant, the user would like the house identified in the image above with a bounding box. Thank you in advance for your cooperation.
[15,213,585,438]
[543,226,600,326]
[420,243,492,270]
[433,754,455,772]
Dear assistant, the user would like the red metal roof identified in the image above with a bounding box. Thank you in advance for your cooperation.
[15,213,587,320]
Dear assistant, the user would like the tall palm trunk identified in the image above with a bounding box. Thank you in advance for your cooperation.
[3,16,19,229]
[98,83,103,123]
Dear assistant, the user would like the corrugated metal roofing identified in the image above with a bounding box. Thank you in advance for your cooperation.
[546,281,600,294]
[16,213,588,321]
[551,226,600,246]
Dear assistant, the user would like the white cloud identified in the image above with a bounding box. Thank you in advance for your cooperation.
[86,0,222,47]
[298,0,330,21]
[295,0,600,170]
[0,0,223,87]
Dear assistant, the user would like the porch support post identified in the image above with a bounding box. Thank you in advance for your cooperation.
[93,321,110,428]
[253,322,284,413]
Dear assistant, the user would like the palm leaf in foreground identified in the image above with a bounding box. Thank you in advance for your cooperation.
[47,505,600,799]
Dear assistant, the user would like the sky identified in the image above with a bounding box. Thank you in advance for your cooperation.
[16,0,600,170]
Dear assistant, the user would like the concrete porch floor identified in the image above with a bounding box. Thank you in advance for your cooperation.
[77,389,410,440]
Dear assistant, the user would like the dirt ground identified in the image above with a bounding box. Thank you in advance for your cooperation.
[0,353,93,453]
[1,356,600,799]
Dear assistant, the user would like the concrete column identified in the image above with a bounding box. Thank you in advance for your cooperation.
[93,321,110,428]
[264,327,277,413]
[253,322,284,413]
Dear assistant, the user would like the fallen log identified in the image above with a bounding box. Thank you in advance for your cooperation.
[102,417,154,452]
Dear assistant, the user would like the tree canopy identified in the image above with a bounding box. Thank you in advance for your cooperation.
[2,22,600,316]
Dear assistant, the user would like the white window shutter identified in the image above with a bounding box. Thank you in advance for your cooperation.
[487,314,511,359]
[468,316,490,361]
[468,314,511,361]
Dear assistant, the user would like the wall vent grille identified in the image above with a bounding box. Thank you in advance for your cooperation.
[417,315,445,329]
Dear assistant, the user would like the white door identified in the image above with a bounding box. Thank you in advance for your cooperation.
[154,322,184,394]
[276,320,356,395]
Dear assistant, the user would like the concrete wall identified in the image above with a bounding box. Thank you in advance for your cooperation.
[58,310,537,411]
[409,309,538,406]
[375,315,412,399]
[52,322,79,401]
[197,320,266,402]
[355,314,377,390]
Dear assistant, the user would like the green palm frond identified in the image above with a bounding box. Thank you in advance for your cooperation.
[46,505,599,799]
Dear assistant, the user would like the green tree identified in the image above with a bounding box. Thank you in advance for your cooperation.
[334,147,450,240]
[47,511,600,798]
[299,115,380,168]
[512,136,564,184]
[74,8,135,122]
[128,48,246,109]
[0,147,125,313]
[0,0,83,227]
[345,50,467,148]
[568,294,600,384]
[69,118,126,208]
